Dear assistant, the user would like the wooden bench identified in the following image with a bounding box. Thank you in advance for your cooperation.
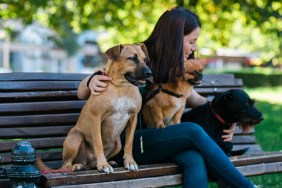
[0,72,281,188]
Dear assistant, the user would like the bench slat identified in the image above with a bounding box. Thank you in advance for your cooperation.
[0,114,79,127]
[0,101,85,114]
[0,126,72,138]
[233,144,263,153]
[231,135,256,144]
[41,163,181,187]
[231,151,282,166]
[0,81,80,91]
[0,91,78,102]
[0,73,86,81]
[0,137,65,152]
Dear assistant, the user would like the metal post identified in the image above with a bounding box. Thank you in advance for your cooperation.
[7,141,41,188]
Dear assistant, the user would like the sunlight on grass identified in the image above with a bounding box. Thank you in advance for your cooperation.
[245,87,282,104]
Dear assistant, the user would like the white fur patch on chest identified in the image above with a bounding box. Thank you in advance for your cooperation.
[172,97,184,109]
[110,96,138,129]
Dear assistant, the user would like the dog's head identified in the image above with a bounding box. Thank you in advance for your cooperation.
[211,89,263,132]
[184,59,203,85]
[104,43,152,87]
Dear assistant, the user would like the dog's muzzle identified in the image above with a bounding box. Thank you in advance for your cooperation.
[237,108,264,126]
[125,67,152,87]
[187,73,203,85]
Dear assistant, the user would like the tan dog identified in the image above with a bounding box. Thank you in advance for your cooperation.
[142,59,203,129]
[35,44,152,174]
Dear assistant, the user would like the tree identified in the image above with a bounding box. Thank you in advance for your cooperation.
[0,0,281,65]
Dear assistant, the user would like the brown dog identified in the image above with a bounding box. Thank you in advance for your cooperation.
[35,43,152,174]
[142,59,203,129]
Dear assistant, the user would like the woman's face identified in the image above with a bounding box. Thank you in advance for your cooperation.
[183,27,200,60]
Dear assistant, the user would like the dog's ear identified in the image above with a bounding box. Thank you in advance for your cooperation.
[139,43,150,60]
[105,45,122,61]
[212,91,233,106]
[223,91,234,102]
[104,61,112,74]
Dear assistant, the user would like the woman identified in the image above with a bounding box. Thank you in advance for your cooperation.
[77,6,258,188]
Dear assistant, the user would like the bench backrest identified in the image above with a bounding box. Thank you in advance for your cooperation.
[0,73,260,169]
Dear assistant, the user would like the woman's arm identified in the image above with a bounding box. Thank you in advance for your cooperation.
[186,88,208,108]
[77,73,112,100]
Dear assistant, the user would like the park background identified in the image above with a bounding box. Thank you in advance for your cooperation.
[0,0,281,187]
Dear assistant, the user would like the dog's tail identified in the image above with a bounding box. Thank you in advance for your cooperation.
[35,156,71,174]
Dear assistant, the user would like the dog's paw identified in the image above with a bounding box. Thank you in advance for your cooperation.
[97,163,114,174]
[108,160,118,167]
[72,164,85,171]
[124,158,138,172]
[156,121,165,129]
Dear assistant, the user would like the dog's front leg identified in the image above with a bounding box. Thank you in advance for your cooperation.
[123,114,138,172]
[90,118,114,174]
[173,106,185,124]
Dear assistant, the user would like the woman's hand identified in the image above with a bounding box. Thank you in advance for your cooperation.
[77,69,112,100]
[88,74,112,96]
[222,123,236,142]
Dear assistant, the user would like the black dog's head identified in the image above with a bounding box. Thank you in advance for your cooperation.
[211,89,263,132]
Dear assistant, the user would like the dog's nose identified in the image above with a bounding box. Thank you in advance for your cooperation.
[259,116,264,122]
[144,67,152,78]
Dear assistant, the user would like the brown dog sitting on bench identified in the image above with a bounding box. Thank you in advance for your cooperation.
[35,43,152,174]
[142,59,203,129]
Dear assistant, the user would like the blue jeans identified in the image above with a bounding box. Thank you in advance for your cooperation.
[112,123,254,188]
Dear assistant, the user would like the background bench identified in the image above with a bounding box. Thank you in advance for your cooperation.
[0,72,281,188]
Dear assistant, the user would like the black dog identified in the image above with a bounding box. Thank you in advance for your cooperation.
[182,89,263,156]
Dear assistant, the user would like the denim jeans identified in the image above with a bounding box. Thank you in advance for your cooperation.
[112,123,254,188]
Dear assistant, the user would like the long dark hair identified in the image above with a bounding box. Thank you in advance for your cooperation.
[143,6,201,83]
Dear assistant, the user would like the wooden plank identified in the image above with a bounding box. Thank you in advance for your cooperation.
[194,87,243,96]
[41,163,181,187]
[230,151,282,166]
[49,174,182,188]
[0,137,65,152]
[0,73,86,81]
[232,135,256,144]
[0,151,63,164]
[237,162,282,176]
[0,91,79,102]
[0,81,80,91]
[233,144,262,153]
[198,80,243,87]
[0,125,72,138]
[0,101,85,114]
[0,179,11,188]
[0,113,79,127]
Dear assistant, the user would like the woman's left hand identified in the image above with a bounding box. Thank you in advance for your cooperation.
[222,123,236,142]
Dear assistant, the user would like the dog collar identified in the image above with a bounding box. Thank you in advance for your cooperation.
[145,84,183,101]
[210,103,232,126]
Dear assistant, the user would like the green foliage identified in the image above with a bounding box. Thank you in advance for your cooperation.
[0,0,281,63]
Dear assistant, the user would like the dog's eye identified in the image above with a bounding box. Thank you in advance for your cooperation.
[189,71,198,75]
[249,99,255,105]
[127,55,138,62]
